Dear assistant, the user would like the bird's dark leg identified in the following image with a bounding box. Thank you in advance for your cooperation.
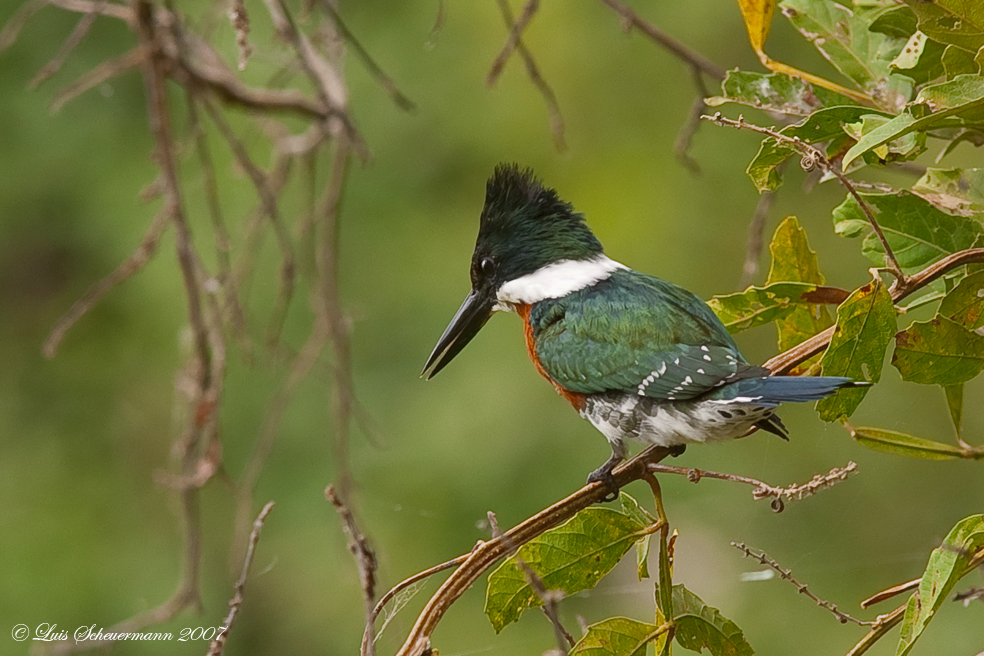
[588,440,626,502]
[669,444,687,457]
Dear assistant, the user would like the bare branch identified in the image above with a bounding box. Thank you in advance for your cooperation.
[596,0,725,80]
[0,0,47,52]
[487,0,539,85]
[43,206,168,358]
[316,0,415,112]
[228,0,252,71]
[490,0,566,151]
[207,501,276,656]
[51,46,145,113]
[739,189,776,288]
[702,113,907,286]
[731,542,871,626]
[30,0,102,87]
[327,486,378,656]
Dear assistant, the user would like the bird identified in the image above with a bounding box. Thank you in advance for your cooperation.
[422,164,865,499]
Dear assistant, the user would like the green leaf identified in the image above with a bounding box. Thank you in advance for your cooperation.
[845,424,970,459]
[913,167,984,216]
[897,515,984,656]
[571,617,668,656]
[832,191,984,269]
[766,217,833,355]
[706,70,854,115]
[915,73,984,115]
[766,216,825,285]
[484,501,656,632]
[892,317,984,385]
[672,584,754,656]
[780,0,908,100]
[842,112,917,169]
[942,44,980,78]
[746,106,875,191]
[619,493,656,580]
[939,269,984,329]
[816,277,896,421]
[902,0,984,53]
[708,283,819,333]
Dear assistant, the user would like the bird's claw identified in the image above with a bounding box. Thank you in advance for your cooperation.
[587,465,620,502]
[669,444,687,458]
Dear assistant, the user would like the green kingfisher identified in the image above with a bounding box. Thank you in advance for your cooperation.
[423,164,863,498]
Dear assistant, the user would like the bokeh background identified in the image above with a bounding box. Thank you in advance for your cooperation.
[1,1,982,655]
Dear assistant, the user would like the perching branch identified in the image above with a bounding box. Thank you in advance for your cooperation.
[731,542,871,626]
[701,113,907,286]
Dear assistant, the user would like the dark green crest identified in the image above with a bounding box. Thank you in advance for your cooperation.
[474,164,603,285]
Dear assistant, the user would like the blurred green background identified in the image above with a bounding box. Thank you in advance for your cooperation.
[1,1,981,655]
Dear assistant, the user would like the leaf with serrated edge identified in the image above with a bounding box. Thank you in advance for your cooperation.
[571,617,668,656]
[846,425,969,460]
[832,191,984,269]
[672,584,754,656]
[892,317,984,386]
[817,277,895,421]
[898,515,984,656]
[485,503,654,632]
[708,282,819,333]
[707,71,855,115]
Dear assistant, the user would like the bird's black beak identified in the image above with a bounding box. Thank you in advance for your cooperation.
[422,288,495,379]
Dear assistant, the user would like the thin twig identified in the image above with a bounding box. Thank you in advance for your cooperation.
[327,486,378,656]
[673,67,711,175]
[30,0,104,88]
[490,0,566,151]
[51,46,145,112]
[860,578,919,609]
[43,206,169,358]
[731,542,871,626]
[702,113,907,287]
[650,461,858,512]
[739,190,776,288]
[207,501,275,656]
[487,0,539,85]
[488,511,575,654]
[596,0,725,80]
[316,0,415,111]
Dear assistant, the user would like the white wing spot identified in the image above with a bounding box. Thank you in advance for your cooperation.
[674,358,680,365]
[658,363,667,375]
[697,368,705,374]
[684,376,692,384]
[700,346,709,352]
[703,355,712,361]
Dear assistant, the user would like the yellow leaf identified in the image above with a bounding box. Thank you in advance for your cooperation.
[737,0,777,58]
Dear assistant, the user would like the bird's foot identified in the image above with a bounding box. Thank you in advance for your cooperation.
[669,444,687,458]
[587,456,622,502]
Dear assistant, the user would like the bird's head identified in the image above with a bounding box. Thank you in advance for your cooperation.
[422,164,605,378]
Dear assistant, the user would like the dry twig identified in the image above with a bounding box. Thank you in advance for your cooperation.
[207,501,276,656]
[489,0,566,151]
[650,461,858,512]
[732,542,871,626]
[328,486,379,656]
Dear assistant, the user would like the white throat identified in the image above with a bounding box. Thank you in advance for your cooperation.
[495,255,627,310]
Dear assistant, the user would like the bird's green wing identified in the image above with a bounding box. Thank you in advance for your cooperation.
[530,270,759,400]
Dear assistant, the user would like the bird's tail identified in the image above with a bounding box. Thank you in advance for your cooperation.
[712,375,869,406]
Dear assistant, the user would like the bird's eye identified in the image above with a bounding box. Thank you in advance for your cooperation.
[480,257,495,276]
